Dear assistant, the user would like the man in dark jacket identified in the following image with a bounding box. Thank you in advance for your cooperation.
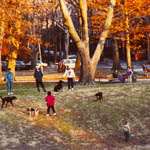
[34,66,46,92]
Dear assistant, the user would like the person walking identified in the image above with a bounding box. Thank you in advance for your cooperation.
[123,121,131,142]
[5,68,14,95]
[63,66,76,91]
[34,66,46,92]
[45,91,56,116]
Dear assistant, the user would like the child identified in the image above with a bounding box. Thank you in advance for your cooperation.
[123,121,131,142]
[63,65,76,91]
[45,91,56,116]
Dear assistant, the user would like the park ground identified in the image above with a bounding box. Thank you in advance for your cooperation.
[0,81,150,150]
[0,60,150,150]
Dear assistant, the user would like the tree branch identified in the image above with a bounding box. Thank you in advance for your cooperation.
[92,0,116,63]
[59,0,81,47]
[79,0,89,44]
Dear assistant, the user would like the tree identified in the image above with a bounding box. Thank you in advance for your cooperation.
[59,0,116,84]
[0,0,32,80]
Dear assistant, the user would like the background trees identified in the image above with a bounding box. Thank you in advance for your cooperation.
[59,0,116,84]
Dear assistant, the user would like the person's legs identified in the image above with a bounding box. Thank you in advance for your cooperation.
[36,80,40,92]
[51,106,56,113]
[124,131,130,142]
[39,81,46,92]
[7,81,10,94]
[129,75,132,83]
[68,78,71,90]
[10,81,13,93]
[47,106,50,115]
[70,78,74,89]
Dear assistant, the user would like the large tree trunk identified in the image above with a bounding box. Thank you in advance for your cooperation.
[112,38,122,70]
[59,0,116,84]
[79,50,95,84]
[147,33,150,61]
[0,48,3,83]
[0,16,5,83]
[75,52,81,70]
[125,0,131,68]
[8,50,17,81]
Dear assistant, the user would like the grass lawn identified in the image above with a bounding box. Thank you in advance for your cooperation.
[0,82,150,150]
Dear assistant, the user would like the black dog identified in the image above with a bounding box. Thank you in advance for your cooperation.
[95,92,103,102]
[54,80,63,92]
[0,96,17,109]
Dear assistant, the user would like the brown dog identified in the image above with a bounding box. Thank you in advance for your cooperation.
[26,107,39,117]
[95,92,103,102]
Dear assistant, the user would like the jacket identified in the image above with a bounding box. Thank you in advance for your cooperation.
[63,69,75,78]
[5,71,14,82]
[46,95,55,106]
[34,70,43,81]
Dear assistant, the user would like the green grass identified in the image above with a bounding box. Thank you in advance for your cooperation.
[0,82,150,149]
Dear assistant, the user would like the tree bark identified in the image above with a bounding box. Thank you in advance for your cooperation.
[59,0,116,84]
[112,38,122,70]
[0,10,5,83]
[8,50,17,81]
[147,33,150,61]
[125,0,131,68]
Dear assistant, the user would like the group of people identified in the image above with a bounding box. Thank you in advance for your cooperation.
[4,65,76,116]
[113,67,133,83]
[4,65,132,142]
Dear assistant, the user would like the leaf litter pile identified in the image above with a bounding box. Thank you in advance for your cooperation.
[0,82,150,150]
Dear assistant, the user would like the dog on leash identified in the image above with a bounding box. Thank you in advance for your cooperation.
[95,92,103,102]
[26,107,39,117]
[0,96,17,109]
[54,80,64,92]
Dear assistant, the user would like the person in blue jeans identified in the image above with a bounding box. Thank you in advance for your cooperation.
[5,68,14,95]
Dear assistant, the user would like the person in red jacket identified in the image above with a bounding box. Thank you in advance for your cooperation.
[45,91,56,116]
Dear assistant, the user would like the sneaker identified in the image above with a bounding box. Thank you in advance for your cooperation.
[71,88,74,90]
[10,92,13,95]
[68,89,71,91]
[53,113,56,116]
[8,93,10,95]
[46,114,49,116]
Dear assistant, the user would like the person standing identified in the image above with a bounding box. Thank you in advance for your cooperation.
[34,66,46,92]
[123,121,131,142]
[126,67,133,83]
[45,91,56,116]
[5,68,14,95]
[63,66,76,91]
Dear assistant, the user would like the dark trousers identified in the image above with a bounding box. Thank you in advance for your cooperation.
[68,78,74,89]
[124,131,130,142]
[36,80,46,92]
[47,105,56,114]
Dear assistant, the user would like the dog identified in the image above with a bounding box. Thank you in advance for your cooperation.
[54,80,63,92]
[95,92,103,102]
[26,107,39,117]
[0,96,17,109]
